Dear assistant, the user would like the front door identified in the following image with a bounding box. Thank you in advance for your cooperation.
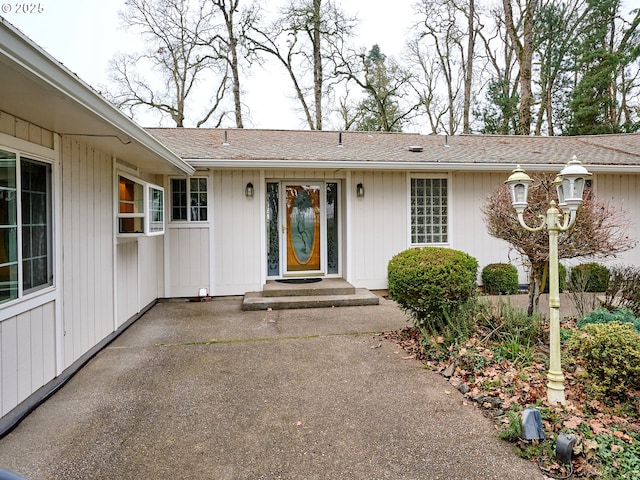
[285,184,322,274]
[265,181,340,278]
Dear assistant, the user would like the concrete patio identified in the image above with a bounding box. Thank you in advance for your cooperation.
[0,296,544,479]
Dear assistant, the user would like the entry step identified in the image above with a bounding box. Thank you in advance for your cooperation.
[242,289,380,311]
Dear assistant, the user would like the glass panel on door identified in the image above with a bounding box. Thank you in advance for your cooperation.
[285,184,321,273]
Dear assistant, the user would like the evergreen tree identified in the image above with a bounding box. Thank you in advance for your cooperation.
[567,0,640,135]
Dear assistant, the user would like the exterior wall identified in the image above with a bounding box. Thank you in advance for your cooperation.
[1,110,167,427]
[450,171,522,282]
[62,137,115,367]
[0,111,54,149]
[580,173,640,269]
[165,171,213,298]
[1,302,56,418]
[213,170,265,295]
[0,115,60,419]
[350,170,408,289]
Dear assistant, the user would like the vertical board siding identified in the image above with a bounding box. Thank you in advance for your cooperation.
[0,110,54,148]
[213,170,262,295]
[138,235,164,306]
[450,171,520,282]
[1,302,56,416]
[117,241,139,325]
[61,138,114,368]
[351,171,407,289]
[590,173,640,268]
[167,227,210,298]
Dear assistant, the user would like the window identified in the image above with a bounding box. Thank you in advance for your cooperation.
[410,177,448,244]
[171,178,207,222]
[148,186,164,234]
[0,149,52,304]
[117,174,164,236]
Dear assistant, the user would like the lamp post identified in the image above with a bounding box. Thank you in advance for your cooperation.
[504,156,591,405]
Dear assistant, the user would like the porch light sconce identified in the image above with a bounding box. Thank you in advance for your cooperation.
[356,183,365,198]
[245,182,254,198]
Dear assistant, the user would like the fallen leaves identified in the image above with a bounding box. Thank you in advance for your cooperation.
[381,323,640,480]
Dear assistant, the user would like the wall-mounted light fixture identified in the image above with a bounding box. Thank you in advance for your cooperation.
[356,183,365,198]
[245,182,254,197]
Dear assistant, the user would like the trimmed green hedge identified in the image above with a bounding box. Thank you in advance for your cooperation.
[481,263,518,295]
[388,247,478,333]
[569,262,610,292]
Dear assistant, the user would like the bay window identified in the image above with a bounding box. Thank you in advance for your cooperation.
[117,174,165,236]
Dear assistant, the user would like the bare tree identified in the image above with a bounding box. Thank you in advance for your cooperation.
[200,0,262,128]
[335,45,418,132]
[475,4,520,134]
[107,0,229,127]
[245,0,355,130]
[407,39,450,134]
[502,0,538,135]
[482,173,635,315]
[411,0,481,134]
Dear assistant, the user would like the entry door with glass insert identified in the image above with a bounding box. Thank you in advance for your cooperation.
[285,184,322,274]
[266,181,340,278]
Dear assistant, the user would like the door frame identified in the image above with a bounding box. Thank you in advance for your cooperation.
[266,179,342,279]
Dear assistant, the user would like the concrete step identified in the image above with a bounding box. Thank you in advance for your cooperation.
[242,289,380,311]
[262,278,356,297]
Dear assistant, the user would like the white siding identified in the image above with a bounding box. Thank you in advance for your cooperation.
[139,235,165,306]
[213,170,262,295]
[450,171,522,282]
[116,241,139,326]
[1,302,56,416]
[61,138,114,368]
[350,171,407,289]
[167,226,210,298]
[583,173,640,268]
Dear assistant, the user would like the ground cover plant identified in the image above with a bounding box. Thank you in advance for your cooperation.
[384,297,640,479]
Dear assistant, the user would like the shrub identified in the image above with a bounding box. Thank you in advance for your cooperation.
[569,263,609,292]
[577,308,640,333]
[568,322,640,399]
[475,299,543,347]
[482,263,519,295]
[388,247,478,335]
[542,263,567,293]
[603,265,640,316]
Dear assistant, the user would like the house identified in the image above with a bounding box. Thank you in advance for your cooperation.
[146,128,640,298]
[0,19,193,435]
[2,17,640,434]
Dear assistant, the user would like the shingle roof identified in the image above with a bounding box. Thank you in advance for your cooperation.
[145,128,640,169]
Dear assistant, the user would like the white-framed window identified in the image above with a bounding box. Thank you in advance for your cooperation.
[410,176,448,245]
[117,174,165,236]
[170,177,207,222]
[0,148,53,305]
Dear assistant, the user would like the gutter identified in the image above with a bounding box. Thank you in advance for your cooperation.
[0,19,194,176]
[185,159,640,174]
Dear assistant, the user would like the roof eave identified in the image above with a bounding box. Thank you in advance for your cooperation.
[184,159,640,173]
[0,19,194,176]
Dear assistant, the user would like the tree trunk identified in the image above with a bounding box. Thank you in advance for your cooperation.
[312,0,323,130]
[463,0,475,134]
[503,0,538,136]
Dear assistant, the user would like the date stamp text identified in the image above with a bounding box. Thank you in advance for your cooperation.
[1,3,45,14]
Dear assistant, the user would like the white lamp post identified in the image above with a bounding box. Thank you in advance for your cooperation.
[504,156,591,405]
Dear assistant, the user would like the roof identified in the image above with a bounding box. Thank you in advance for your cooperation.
[146,128,640,173]
[0,19,194,175]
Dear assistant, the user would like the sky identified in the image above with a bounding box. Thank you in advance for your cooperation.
[3,0,415,130]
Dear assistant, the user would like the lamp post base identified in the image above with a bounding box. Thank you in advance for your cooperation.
[547,373,566,405]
